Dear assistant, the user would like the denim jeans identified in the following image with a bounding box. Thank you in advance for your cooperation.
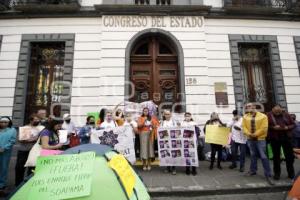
[231,141,246,168]
[0,149,12,188]
[247,140,272,177]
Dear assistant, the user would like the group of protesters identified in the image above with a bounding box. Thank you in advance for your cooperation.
[1,102,300,192]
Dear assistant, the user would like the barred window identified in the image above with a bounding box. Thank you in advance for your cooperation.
[134,0,171,5]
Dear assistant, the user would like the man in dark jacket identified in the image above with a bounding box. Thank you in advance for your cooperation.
[267,104,295,180]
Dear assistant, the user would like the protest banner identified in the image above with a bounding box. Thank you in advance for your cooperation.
[124,100,157,120]
[205,125,231,146]
[24,152,95,200]
[90,126,136,164]
[157,126,199,167]
[108,154,136,198]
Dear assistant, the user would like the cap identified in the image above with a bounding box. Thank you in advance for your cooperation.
[63,113,71,120]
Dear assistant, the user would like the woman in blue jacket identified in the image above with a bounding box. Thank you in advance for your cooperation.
[0,116,16,191]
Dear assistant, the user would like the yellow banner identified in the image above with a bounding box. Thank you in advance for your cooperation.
[108,154,136,198]
[205,125,231,146]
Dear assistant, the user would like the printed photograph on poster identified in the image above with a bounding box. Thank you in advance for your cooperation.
[160,150,171,158]
[158,130,169,139]
[159,140,170,149]
[171,150,182,158]
[170,130,181,138]
[183,140,195,148]
[171,140,182,148]
[183,129,194,138]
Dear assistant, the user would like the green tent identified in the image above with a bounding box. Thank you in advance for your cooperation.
[10,144,150,200]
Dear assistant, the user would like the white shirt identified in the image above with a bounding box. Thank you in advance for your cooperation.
[124,120,138,139]
[161,119,176,128]
[62,121,76,134]
[100,120,118,129]
[227,117,247,144]
[181,121,196,127]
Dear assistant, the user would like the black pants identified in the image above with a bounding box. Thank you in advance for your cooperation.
[15,150,33,187]
[270,137,295,178]
[210,144,222,165]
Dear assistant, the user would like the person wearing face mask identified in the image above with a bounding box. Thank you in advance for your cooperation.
[79,116,96,144]
[0,116,16,193]
[267,104,295,180]
[62,113,76,135]
[100,111,118,129]
[15,114,44,187]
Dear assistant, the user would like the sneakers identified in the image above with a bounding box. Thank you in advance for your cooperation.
[147,166,151,171]
[217,164,222,170]
[172,170,177,175]
[142,166,147,171]
[266,176,275,186]
[229,164,237,169]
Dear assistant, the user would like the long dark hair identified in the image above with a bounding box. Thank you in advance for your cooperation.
[141,107,151,121]
[46,118,63,133]
[99,108,107,123]
[0,116,13,128]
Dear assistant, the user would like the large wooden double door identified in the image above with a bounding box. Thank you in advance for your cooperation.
[130,36,181,111]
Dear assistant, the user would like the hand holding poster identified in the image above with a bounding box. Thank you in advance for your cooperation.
[205,125,231,146]
[25,152,95,200]
[90,126,136,164]
[157,126,199,167]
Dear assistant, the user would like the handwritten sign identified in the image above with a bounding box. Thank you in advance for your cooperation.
[205,125,231,146]
[108,154,136,198]
[28,152,95,200]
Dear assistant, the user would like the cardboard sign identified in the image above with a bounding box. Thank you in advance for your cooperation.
[205,125,231,146]
[27,152,95,200]
[108,154,136,198]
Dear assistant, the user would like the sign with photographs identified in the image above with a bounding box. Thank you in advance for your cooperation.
[157,127,199,167]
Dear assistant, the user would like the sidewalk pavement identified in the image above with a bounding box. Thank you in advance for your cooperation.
[2,146,299,199]
[136,159,299,197]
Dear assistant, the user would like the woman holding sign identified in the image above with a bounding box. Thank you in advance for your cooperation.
[204,112,226,170]
[40,118,64,150]
[138,107,159,171]
[0,116,16,192]
[161,110,177,175]
[15,114,44,186]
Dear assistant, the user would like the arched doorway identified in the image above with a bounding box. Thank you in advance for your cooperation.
[128,32,184,112]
